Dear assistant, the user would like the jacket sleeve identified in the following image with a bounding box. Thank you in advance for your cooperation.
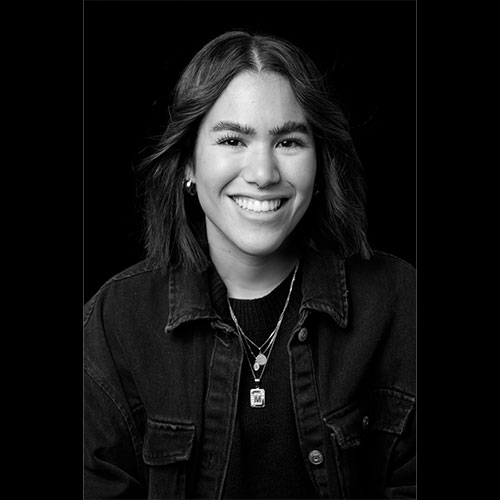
[383,406,416,499]
[84,291,147,499]
[382,258,416,499]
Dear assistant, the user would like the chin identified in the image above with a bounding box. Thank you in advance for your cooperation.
[236,236,289,258]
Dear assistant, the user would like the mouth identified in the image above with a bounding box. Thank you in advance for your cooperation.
[231,196,285,213]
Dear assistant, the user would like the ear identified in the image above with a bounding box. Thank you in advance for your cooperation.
[184,161,195,181]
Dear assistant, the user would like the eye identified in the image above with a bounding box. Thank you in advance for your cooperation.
[216,134,245,147]
[276,137,306,149]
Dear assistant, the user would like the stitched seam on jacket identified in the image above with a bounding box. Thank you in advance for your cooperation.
[84,263,163,326]
[370,387,415,435]
[371,386,416,403]
[372,250,415,272]
[84,361,144,475]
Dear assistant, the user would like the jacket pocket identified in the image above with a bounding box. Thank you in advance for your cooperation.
[142,418,195,499]
[364,389,415,498]
[324,389,415,499]
[324,401,365,499]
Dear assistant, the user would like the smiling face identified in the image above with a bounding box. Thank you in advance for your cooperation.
[188,71,317,263]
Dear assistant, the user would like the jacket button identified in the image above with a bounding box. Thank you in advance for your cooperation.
[362,415,369,429]
[308,449,323,465]
[298,328,308,342]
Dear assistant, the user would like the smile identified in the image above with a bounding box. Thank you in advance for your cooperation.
[232,196,282,213]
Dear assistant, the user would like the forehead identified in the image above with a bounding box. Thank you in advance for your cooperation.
[202,71,307,127]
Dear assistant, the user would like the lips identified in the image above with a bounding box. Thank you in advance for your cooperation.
[231,196,283,213]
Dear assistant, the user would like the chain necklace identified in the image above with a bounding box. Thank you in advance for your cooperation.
[227,264,299,408]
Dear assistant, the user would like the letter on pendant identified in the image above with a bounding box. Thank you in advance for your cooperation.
[250,388,266,408]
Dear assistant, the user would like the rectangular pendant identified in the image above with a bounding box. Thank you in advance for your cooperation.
[250,387,266,408]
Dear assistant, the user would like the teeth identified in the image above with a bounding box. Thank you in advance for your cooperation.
[232,196,282,213]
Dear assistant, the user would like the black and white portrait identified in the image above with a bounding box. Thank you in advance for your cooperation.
[84,2,416,498]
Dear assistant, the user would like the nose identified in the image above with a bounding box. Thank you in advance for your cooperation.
[242,146,281,189]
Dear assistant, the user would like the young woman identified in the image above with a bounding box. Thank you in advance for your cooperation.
[84,30,416,499]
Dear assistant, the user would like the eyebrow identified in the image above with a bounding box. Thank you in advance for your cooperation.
[211,121,256,135]
[269,121,310,136]
[210,120,310,136]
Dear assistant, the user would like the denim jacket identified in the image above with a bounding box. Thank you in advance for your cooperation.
[84,247,416,499]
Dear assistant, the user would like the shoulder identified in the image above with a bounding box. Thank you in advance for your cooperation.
[371,250,415,272]
[345,250,415,299]
[84,260,167,326]
[347,249,415,278]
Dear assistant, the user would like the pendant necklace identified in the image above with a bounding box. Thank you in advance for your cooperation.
[227,264,299,408]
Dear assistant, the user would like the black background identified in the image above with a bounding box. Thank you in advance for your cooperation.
[84,0,416,303]
[15,2,472,495]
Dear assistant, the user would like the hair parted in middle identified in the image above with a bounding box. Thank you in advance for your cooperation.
[138,29,372,273]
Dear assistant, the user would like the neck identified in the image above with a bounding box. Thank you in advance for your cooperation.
[209,246,299,300]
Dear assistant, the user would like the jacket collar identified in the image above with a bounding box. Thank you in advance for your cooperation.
[300,246,348,328]
[164,245,348,334]
[164,266,218,334]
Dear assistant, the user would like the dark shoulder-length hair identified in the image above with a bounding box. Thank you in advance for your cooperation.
[138,30,373,272]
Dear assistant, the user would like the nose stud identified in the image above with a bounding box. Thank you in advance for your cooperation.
[257,184,262,190]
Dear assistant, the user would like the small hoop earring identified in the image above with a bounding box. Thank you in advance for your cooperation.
[184,178,196,196]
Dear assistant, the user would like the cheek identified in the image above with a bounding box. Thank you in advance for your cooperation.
[193,147,217,187]
[193,150,233,201]
[292,155,317,195]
